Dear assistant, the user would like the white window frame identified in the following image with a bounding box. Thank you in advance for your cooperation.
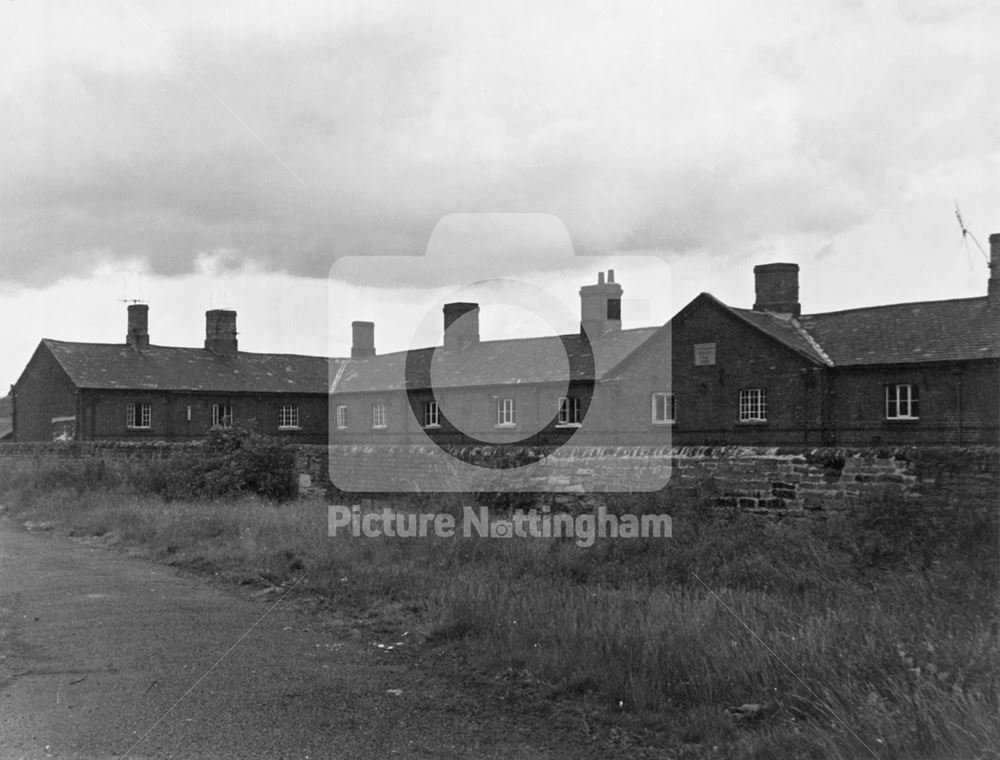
[278,403,300,430]
[372,401,388,430]
[557,396,582,427]
[336,405,348,430]
[126,402,152,429]
[423,400,440,428]
[738,388,767,422]
[885,384,919,420]
[212,402,234,428]
[496,398,516,427]
[651,392,675,424]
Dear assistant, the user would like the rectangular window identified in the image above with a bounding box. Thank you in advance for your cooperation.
[651,392,675,424]
[423,401,440,427]
[557,396,582,426]
[278,403,300,429]
[372,401,388,429]
[336,405,348,430]
[126,402,151,429]
[212,402,234,428]
[496,398,515,426]
[885,384,919,419]
[739,388,767,422]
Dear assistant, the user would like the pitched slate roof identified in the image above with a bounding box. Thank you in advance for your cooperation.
[41,340,335,394]
[332,327,660,393]
[607,291,998,377]
[797,296,1000,366]
[720,295,999,367]
[31,291,998,400]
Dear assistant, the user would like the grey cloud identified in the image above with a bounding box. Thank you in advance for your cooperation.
[2,2,997,290]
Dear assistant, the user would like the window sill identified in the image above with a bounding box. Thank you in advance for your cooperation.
[651,420,676,426]
[278,426,302,431]
[372,426,388,431]
[126,427,152,431]
[737,419,768,425]
[555,422,582,429]
[495,423,517,429]
[423,423,441,429]
[885,417,920,422]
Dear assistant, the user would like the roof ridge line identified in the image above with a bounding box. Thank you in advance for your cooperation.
[788,318,834,366]
[801,295,987,318]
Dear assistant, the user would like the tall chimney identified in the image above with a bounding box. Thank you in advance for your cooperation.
[753,263,800,317]
[989,233,1000,310]
[443,303,480,352]
[205,309,238,356]
[580,270,622,337]
[126,304,149,350]
[351,321,375,357]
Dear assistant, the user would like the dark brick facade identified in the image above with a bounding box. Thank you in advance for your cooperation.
[607,297,826,446]
[11,343,79,442]
[72,390,329,443]
[827,361,999,445]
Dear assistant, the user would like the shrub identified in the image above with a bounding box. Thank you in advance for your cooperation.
[130,428,297,501]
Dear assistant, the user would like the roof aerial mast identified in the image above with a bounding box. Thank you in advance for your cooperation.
[954,202,989,265]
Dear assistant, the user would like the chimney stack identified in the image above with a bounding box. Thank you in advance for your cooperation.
[351,321,376,357]
[989,233,1000,310]
[580,270,622,337]
[443,302,480,352]
[205,309,238,356]
[753,263,800,317]
[126,303,149,350]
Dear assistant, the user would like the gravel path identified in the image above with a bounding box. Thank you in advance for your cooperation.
[0,521,601,760]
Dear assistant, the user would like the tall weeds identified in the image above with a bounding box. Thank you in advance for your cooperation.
[1,460,995,759]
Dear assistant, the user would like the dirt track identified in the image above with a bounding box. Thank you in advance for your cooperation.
[0,521,596,760]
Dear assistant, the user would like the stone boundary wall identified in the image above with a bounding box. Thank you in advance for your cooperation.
[0,441,196,463]
[669,445,998,514]
[0,441,996,514]
[307,444,999,514]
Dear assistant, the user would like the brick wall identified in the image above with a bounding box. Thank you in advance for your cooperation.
[0,440,995,515]
[78,390,330,443]
[828,362,1000,446]
[611,296,828,446]
[11,347,78,441]
[0,440,196,464]
[301,443,999,514]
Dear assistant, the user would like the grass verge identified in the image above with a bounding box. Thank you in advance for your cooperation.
[0,459,996,759]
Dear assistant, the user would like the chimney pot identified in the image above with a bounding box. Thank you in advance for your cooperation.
[351,321,376,357]
[443,302,480,351]
[205,309,238,356]
[126,303,149,350]
[753,263,800,317]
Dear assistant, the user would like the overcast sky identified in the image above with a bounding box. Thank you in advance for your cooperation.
[2,1,997,388]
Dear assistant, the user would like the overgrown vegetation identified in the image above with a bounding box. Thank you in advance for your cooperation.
[10,428,297,502]
[0,460,996,759]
